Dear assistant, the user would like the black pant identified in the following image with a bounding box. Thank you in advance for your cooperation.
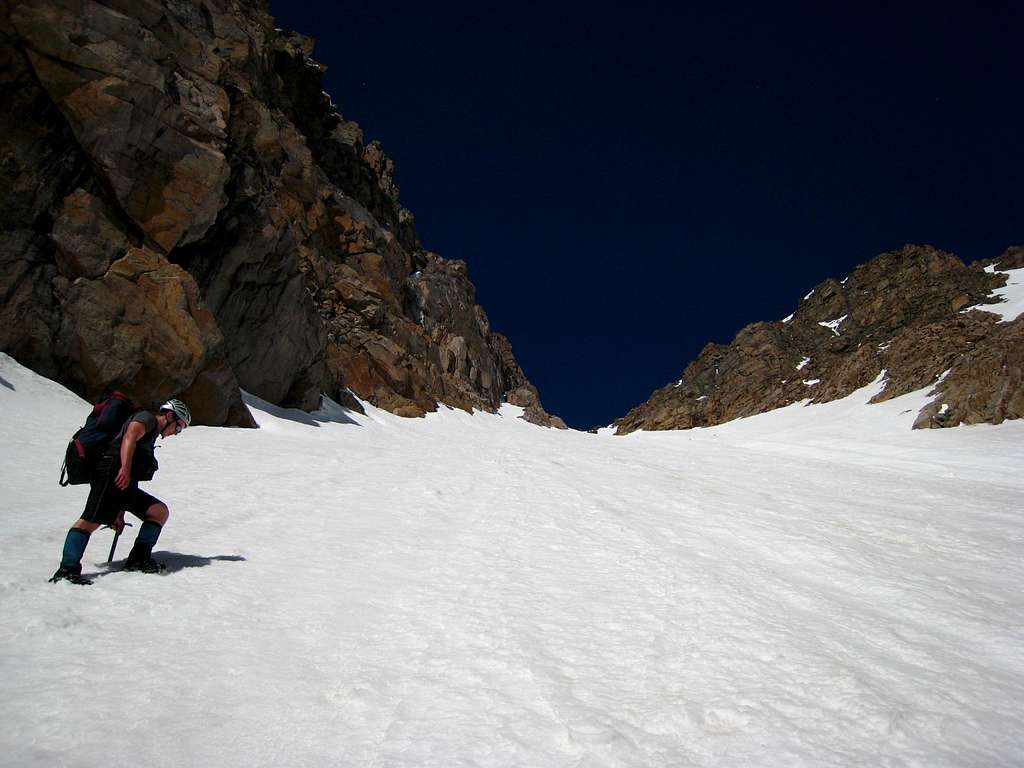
[80,456,162,525]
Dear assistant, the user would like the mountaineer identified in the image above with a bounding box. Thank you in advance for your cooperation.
[50,399,191,585]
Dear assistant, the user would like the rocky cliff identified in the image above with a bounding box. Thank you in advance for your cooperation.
[0,0,563,428]
[615,245,1024,434]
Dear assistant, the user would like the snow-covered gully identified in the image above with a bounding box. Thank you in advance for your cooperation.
[2,354,1023,767]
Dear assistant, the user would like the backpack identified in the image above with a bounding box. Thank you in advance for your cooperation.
[59,391,139,486]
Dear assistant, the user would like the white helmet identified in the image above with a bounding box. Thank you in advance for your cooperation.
[160,398,192,427]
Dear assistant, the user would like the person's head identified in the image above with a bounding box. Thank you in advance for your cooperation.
[158,398,192,438]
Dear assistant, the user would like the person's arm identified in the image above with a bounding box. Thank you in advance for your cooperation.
[115,421,147,490]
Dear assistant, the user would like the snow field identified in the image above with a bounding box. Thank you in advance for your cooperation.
[1,353,1023,767]
[979,264,1024,322]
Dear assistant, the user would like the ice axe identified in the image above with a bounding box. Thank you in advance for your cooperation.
[106,521,133,563]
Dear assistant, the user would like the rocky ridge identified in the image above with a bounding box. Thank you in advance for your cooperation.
[0,0,563,428]
[615,245,1024,434]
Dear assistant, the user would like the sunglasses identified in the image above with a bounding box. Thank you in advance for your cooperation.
[167,412,185,435]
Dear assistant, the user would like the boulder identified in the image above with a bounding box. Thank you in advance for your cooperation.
[56,246,252,425]
[51,190,129,280]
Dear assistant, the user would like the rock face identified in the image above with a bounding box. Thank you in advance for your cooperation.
[0,0,561,428]
[616,245,1024,434]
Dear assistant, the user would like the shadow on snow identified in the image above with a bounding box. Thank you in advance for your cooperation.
[92,553,247,577]
[241,391,361,428]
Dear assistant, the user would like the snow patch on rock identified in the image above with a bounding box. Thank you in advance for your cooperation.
[818,315,848,336]
[970,265,1024,322]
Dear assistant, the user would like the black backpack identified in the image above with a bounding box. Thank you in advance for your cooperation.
[59,391,138,486]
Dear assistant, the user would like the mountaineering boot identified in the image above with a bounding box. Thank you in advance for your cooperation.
[51,528,93,584]
[49,564,93,585]
[123,520,166,573]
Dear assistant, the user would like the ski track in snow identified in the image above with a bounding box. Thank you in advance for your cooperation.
[2,354,1023,767]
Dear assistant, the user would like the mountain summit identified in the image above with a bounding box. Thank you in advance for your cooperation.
[615,244,1023,434]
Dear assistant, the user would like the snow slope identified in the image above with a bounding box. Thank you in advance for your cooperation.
[2,353,1023,767]
[979,264,1024,322]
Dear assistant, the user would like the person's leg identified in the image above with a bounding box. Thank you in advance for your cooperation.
[51,466,116,584]
[124,491,169,572]
[52,520,102,580]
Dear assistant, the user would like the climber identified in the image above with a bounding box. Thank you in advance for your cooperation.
[49,399,192,584]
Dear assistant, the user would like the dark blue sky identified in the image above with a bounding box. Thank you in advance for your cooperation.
[272,2,1022,429]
